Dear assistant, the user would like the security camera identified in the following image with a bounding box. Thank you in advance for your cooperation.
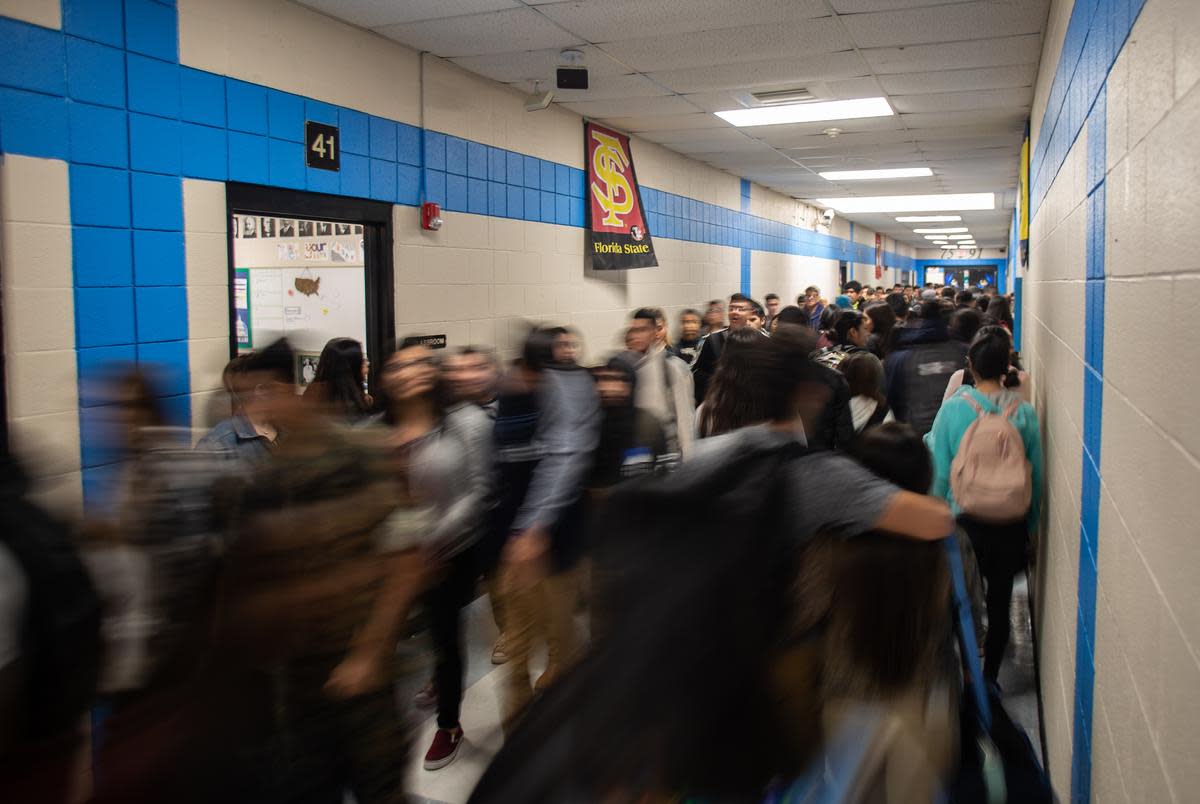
[820,208,836,225]
[524,82,555,112]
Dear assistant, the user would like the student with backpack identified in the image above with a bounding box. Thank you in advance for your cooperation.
[924,328,1044,682]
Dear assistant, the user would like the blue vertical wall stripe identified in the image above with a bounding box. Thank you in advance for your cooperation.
[1070,78,1108,804]
[1025,0,1146,799]
[739,178,751,294]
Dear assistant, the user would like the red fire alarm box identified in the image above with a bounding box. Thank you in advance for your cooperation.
[421,202,442,231]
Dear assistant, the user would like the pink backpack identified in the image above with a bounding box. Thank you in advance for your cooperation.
[950,392,1032,522]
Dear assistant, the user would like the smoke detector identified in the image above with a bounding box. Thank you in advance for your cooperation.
[823,127,843,138]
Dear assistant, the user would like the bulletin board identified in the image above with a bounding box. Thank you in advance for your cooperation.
[231,214,368,358]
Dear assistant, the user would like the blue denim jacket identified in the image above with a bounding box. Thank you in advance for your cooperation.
[195,414,273,465]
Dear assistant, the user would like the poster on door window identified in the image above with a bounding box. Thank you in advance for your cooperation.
[234,268,252,349]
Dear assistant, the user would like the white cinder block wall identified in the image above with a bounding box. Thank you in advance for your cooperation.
[1025,0,1200,799]
[0,155,82,516]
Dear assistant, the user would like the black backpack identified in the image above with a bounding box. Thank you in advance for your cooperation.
[470,441,806,804]
[0,458,102,739]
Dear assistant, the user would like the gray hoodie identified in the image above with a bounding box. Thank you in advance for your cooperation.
[512,367,601,532]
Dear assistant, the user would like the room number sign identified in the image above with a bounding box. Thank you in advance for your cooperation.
[306,121,340,171]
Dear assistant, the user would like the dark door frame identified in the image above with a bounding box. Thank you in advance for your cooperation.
[223,183,395,396]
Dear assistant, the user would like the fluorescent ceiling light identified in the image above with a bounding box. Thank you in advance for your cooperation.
[958,241,977,246]
[947,234,973,240]
[931,240,950,244]
[715,96,893,127]
[924,235,951,240]
[818,167,932,181]
[913,227,968,234]
[816,192,995,214]
[896,215,962,222]
[940,243,959,248]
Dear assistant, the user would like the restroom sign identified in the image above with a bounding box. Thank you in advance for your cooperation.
[306,121,340,171]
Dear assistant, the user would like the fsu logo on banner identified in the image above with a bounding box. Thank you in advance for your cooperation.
[584,121,657,270]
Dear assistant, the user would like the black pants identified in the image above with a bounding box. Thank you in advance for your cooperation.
[427,547,478,729]
[959,516,1028,682]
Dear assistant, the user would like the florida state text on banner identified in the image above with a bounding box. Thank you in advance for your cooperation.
[584,121,657,270]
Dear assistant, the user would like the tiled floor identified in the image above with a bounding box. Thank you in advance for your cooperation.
[394,596,541,804]
[392,573,1047,804]
[998,573,1046,765]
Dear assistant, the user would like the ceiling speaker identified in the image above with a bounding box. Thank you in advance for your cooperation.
[557,67,589,90]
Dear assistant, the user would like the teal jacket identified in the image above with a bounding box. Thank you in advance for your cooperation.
[923,386,1044,533]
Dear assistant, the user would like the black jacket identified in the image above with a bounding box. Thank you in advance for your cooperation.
[807,361,855,451]
[690,329,728,405]
[883,320,967,436]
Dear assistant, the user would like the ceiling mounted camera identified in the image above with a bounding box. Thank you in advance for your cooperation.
[524,81,555,112]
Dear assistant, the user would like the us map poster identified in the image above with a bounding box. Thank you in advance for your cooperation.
[584,121,657,270]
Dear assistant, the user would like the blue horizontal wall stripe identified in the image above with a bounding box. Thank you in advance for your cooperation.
[0,2,913,507]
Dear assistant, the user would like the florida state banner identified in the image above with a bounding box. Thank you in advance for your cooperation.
[585,121,657,270]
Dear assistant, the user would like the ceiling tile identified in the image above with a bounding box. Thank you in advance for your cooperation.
[829,0,977,12]
[821,76,891,99]
[509,73,672,101]
[600,113,731,132]
[537,0,829,42]
[560,95,699,118]
[296,0,521,28]
[599,17,853,73]
[375,7,581,57]
[890,87,1033,114]
[636,126,748,145]
[839,0,1047,49]
[908,125,1025,143]
[648,51,870,94]
[864,33,1043,73]
[667,137,779,155]
[879,64,1037,94]
[741,113,904,141]
[450,46,629,83]
[899,109,1028,129]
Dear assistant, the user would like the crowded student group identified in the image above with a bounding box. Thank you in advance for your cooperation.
[0,279,1042,804]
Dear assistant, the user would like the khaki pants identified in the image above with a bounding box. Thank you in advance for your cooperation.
[500,568,581,731]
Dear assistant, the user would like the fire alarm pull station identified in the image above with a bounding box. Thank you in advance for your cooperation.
[421,202,442,231]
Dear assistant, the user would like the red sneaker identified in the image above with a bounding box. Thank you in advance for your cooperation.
[423,726,464,770]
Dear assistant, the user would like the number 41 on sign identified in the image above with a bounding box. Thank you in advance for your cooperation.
[306,121,340,171]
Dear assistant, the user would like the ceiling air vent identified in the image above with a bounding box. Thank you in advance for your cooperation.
[748,87,816,106]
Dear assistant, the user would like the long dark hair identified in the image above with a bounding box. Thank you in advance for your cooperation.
[832,309,863,346]
[698,329,814,437]
[306,337,369,419]
[968,325,1022,389]
[863,301,896,356]
[950,307,984,343]
[698,328,772,437]
[838,351,885,406]
[985,295,1013,329]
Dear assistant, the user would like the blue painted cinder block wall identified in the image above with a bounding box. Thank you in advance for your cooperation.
[0,0,914,506]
